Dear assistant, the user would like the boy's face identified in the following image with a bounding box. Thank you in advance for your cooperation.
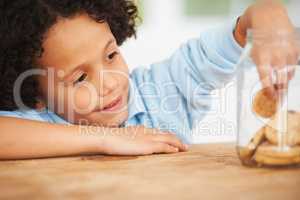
[36,14,130,127]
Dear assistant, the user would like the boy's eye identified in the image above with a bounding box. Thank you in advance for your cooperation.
[73,73,88,85]
[108,51,119,60]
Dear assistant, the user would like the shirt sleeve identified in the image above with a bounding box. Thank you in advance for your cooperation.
[131,21,243,130]
[168,21,243,94]
[0,111,23,118]
[0,110,49,122]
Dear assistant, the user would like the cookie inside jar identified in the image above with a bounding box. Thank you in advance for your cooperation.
[238,86,300,167]
[236,28,300,167]
[238,120,300,167]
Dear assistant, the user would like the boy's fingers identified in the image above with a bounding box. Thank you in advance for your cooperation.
[287,50,298,66]
[151,142,179,154]
[257,64,276,99]
[271,49,287,70]
[275,69,289,101]
[297,46,300,63]
[286,49,298,80]
[288,66,296,81]
[143,128,188,151]
[272,49,294,90]
[152,133,188,151]
[253,48,276,99]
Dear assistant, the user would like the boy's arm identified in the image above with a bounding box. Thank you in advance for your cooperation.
[131,1,297,130]
[0,117,187,160]
[131,24,242,130]
[0,116,100,159]
[164,1,297,94]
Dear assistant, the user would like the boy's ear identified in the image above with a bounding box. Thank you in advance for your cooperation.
[35,96,46,110]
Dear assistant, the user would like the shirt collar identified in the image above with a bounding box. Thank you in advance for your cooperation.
[127,77,147,120]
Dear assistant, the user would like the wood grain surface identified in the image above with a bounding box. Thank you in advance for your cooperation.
[0,143,299,200]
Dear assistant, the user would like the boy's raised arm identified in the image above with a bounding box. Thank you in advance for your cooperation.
[129,1,298,131]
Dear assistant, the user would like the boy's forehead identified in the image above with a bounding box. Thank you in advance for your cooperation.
[37,14,114,71]
[46,14,111,45]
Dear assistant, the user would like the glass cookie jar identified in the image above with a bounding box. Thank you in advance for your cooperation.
[236,29,300,167]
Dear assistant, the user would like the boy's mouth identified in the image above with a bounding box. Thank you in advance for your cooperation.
[97,96,123,112]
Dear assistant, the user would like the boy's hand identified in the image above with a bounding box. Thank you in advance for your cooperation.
[97,126,189,156]
[235,0,300,98]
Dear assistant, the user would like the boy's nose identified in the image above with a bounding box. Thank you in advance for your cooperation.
[99,74,119,97]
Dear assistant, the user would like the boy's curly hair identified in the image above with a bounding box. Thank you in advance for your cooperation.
[0,0,138,111]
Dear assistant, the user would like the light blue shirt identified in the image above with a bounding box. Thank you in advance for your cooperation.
[0,23,243,144]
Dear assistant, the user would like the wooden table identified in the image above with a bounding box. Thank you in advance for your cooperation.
[0,144,299,200]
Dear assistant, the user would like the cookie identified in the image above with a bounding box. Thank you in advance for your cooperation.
[252,87,278,118]
[238,127,266,162]
[254,143,300,166]
[265,111,300,146]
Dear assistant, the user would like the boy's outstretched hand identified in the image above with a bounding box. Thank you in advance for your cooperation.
[97,126,189,155]
[235,0,300,98]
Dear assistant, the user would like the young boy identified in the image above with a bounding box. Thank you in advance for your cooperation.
[0,0,298,159]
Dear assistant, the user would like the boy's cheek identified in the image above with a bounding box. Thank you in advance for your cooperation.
[52,85,97,117]
[71,86,98,112]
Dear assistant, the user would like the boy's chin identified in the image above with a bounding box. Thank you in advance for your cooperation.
[108,110,129,127]
[67,108,129,127]
[89,110,129,128]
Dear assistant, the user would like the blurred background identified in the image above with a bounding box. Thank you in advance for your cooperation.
[121,0,300,144]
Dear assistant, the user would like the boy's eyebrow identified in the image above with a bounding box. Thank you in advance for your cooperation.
[61,38,116,80]
[104,38,117,52]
